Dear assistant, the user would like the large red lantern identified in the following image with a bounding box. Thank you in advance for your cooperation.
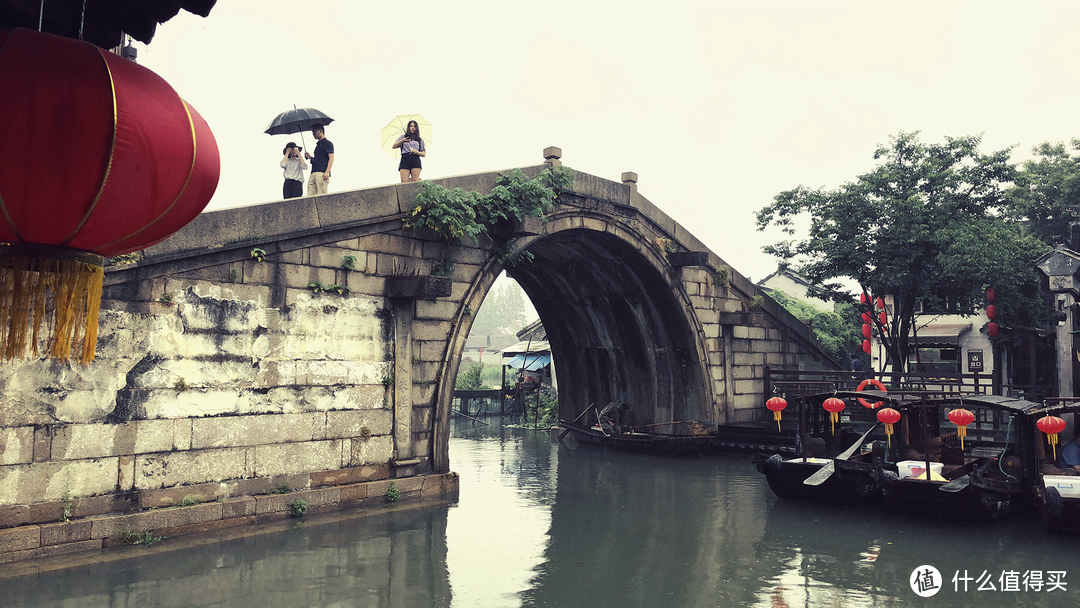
[862,339,871,354]
[766,396,787,433]
[986,304,996,320]
[878,311,887,326]
[986,287,996,301]
[1037,415,1068,461]
[861,312,872,323]
[0,29,219,363]
[877,407,901,447]
[947,408,976,450]
[862,323,872,339]
[988,322,999,338]
[860,292,868,305]
[875,296,885,310]
[823,397,845,434]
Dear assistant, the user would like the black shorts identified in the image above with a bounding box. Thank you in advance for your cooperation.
[398,153,422,171]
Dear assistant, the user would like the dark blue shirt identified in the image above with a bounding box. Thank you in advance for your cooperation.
[312,138,334,173]
[850,358,864,372]
[1060,439,1080,469]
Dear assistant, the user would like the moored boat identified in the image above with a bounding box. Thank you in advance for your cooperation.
[1029,400,1080,531]
[557,420,718,456]
[879,394,1042,521]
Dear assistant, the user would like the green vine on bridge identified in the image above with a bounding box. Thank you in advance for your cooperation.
[402,167,575,242]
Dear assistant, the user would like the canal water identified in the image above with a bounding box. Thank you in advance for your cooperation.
[3,416,1079,607]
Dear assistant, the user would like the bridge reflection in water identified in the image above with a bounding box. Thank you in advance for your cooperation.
[6,418,1080,607]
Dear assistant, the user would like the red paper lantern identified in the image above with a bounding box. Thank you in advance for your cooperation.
[766,396,787,432]
[986,287,996,301]
[878,311,887,326]
[861,312,872,323]
[947,408,976,450]
[877,407,901,447]
[862,339,871,354]
[862,323,872,339]
[986,304,996,320]
[875,296,885,309]
[988,322,999,337]
[0,29,219,363]
[1038,415,1068,461]
[823,397,846,434]
[860,292,868,305]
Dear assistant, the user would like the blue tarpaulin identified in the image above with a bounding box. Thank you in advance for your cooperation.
[505,354,551,371]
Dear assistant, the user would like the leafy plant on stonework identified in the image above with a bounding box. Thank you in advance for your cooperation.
[250,248,266,262]
[60,488,79,523]
[178,494,198,507]
[403,167,575,242]
[309,281,352,295]
[267,484,292,495]
[711,264,730,290]
[122,528,163,545]
[431,254,455,277]
[229,267,239,283]
[653,237,678,255]
[157,292,174,304]
[341,255,357,271]
[382,370,394,387]
[386,482,401,503]
[494,244,535,268]
[288,498,308,517]
[174,378,188,392]
[106,252,142,266]
[747,295,765,311]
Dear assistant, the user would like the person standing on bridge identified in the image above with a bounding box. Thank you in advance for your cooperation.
[279,142,308,199]
[304,123,334,196]
[392,120,426,183]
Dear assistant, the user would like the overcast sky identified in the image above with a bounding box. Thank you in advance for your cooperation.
[137,0,1080,285]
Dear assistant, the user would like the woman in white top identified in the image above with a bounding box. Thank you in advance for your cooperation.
[392,120,426,183]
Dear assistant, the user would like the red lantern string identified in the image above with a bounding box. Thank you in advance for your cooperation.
[1037,415,1068,461]
[947,408,975,450]
[823,397,845,435]
[875,296,885,310]
[877,408,901,447]
[766,396,787,433]
[862,339,871,355]
[986,304,996,320]
[862,323,872,339]
[878,311,887,326]
[988,322,999,338]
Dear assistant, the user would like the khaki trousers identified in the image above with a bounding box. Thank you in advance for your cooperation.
[307,172,329,196]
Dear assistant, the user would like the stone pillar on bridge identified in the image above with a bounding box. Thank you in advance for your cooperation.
[393,301,416,470]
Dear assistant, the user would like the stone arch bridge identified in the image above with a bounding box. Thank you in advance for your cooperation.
[0,150,837,549]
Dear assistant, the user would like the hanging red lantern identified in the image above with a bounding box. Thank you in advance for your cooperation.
[875,296,885,309]
[860,292,868,305]
[877,408,901,447]
[765,396,788,433]
[986,287,996,301]
[947,408,976,450]
[862,339,871,354]
[823,397,846,434]
[878,311,887,326]
[861,312,872,323]
[0,29,219,363]
[1037,415,1068,461]
[988,322,999,337]
[986,304,996,320]
[862,323,872,339]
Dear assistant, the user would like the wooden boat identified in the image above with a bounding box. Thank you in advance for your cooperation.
[1029,400,1080,532]
[879,394,1042,521]
[557,420,718,456]
[755,390,903,503]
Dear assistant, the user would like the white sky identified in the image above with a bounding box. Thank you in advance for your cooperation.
[137,0,1080,284]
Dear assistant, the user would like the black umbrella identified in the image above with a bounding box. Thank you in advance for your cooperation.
[264,107,334,135]
[265,106,335,153]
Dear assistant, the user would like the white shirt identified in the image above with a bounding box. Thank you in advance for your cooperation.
[280,156,307,181]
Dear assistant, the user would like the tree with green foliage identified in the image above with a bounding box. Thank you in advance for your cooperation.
[473,281,528,331]
[756,131,1050,374]
[766,290,860,364]
[456,361,487,390]
[1005,139,1080,246]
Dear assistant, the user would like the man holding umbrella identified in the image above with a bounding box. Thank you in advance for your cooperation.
[303,123,334,196]
[279,142,307,199]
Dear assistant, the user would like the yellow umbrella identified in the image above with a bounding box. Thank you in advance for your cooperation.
[381,114,433,157]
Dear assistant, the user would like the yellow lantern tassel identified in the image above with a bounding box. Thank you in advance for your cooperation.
[957,425,967,451]
[0,246,104,364]
[830,411,838,434]
[773,410,782,433]
[885,423,894,447]
[1050,433,1059,462]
